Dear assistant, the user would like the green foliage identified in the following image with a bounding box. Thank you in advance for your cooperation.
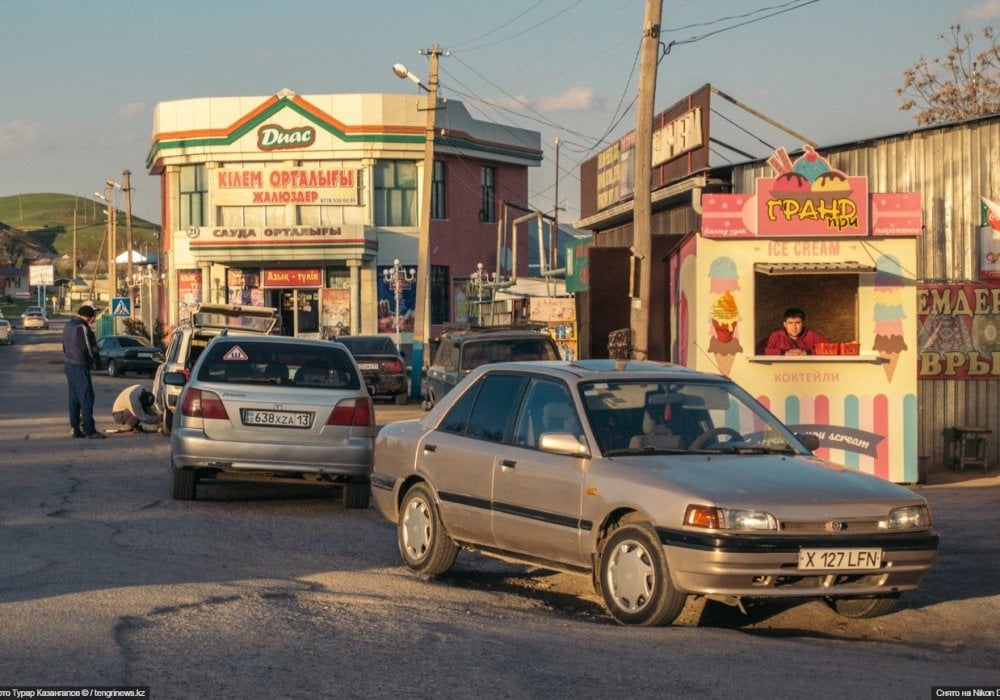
[897,24,1000,126]
[122,316,168,348]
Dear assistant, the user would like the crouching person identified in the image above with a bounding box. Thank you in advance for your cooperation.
[112,384,160,433]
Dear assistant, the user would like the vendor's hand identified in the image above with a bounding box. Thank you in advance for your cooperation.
[785,348,807,356]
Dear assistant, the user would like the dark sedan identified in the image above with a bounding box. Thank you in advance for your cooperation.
[95,335,164,377]
[336,335,408,405]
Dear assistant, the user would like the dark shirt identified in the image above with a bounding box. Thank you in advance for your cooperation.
[764,328,827,355]
[63,316,97,367]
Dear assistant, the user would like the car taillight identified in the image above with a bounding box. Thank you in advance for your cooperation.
[326,397,373,427]
[385,359,404,372]
[180,388,229,420]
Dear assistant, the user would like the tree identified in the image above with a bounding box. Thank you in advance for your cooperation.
[897,24,1000,126]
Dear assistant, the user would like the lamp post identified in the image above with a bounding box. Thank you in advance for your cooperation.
[394,45,444,400]
[382,258,415,348]
[469,262,500,325]
[126,265,163,344]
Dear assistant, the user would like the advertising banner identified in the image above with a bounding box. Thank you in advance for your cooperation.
[918,282,1000,379]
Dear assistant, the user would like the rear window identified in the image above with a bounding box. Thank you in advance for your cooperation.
[339,336,397,355]
[460,337,559,370]
[197,340,361,389]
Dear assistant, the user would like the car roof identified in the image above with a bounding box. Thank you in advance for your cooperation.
[209,334,337,349]
[474,359,723,382]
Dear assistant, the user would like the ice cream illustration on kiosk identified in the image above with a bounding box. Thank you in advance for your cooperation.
[707,256,742,376]
[872,255,908,381]
[770,145,852,198]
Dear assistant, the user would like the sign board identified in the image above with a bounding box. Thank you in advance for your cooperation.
[29,264,54,286]
[111,297,132,317]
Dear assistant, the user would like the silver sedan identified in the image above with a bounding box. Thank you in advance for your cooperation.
[372,360,939,626]
[167,335,375,507]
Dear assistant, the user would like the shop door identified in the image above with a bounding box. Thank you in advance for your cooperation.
[277,290,320,337]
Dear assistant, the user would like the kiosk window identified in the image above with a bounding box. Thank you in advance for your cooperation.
[753,263,873,353]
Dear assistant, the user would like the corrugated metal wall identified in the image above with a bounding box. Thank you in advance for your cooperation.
[733,118,1000,469]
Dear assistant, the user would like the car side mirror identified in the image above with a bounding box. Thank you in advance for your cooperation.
[796,433,821,451]
[538,432,590,458]
[163,371,188,387]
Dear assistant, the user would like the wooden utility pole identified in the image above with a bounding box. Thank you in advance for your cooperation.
[629,0,662,360]
[123,170,135,308]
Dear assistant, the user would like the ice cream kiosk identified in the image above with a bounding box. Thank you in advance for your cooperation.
[672,146,922,483]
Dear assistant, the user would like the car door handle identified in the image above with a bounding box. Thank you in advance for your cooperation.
[423,444,437,452]
[500,459,516,469]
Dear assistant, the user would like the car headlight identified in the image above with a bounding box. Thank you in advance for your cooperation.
[886,505,931,529]
[684,505,778,532]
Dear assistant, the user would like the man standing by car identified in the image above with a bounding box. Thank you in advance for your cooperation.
[62,305,105,439]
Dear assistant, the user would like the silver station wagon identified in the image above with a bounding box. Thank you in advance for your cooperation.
[372,360,939,626]
[167,335,375,507]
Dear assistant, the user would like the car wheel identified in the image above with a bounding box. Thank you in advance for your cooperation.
[107,359,121,377]
[344,480,370,509]
[162,408,174,436]
[394,392,408,406]
[398,483,458,575]
[828,594,900,619]
[599,522,686,626]
[172,462,198,500]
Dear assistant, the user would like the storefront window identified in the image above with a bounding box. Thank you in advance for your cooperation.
[218,205,286,227]
[431,160,446,220]
[179,165,207,229]
[374,160,418,226]
[481,166,496,223]
[431,265,450,325]
[753,265,865,354]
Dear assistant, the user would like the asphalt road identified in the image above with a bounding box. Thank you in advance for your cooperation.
[1,319,999,698]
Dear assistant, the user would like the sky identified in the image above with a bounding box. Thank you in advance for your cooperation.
[2,0,999,226]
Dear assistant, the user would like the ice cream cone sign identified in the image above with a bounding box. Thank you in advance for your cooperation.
[872,255,908,381]
[708,256,742,376]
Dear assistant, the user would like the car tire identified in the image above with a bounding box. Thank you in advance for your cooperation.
[172,462,198,500]
[599,522,686,626]
[398,483,458,576]
[107,359,121,377]
[394,392,408,406]
[828,594,900,619]
[344,480,370,509]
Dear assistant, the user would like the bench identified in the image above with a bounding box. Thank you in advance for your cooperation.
[951,426,992,473]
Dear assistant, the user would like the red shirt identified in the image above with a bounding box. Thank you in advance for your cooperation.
[764,328,827,355]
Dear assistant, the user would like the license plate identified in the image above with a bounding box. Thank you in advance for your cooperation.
[798,548,882,571]
[242,409,313,428]
[357,362,379,370]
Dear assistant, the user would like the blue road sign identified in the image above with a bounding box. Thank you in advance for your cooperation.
[112,297,132,317]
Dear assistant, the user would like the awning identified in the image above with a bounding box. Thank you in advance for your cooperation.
[754,262,876,275]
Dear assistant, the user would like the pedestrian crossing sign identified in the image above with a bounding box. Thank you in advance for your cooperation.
[112,297,132,317]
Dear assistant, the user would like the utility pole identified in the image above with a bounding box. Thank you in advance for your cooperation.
[629,0,662,360]
[552,136,560,272]
[123,170,135,310]
[104,183,115,300]
[408,45,443,400]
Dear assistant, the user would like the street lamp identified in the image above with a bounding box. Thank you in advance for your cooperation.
[469,262,500,325]
[125,265,164,344]
[394,46,445,400]
[382,258,415,348]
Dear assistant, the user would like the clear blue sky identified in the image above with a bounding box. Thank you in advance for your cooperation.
[1,0,996,225]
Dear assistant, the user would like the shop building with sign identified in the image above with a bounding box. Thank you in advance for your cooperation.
[147,88,541,340]
[575,83,1000,480]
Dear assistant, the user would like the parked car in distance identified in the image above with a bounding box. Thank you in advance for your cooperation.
[372,359,939,627]
[94,335,164,377]
[166,334,374,506]
[152,303,279,435]
[0,318,13,344]
[423,325,561,409]
[20,306,43,320]
[336,335,409,405]
[21,311,49,330]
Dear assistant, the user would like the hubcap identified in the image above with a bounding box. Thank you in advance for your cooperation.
[607,539,654,612]
[401,497,432,560]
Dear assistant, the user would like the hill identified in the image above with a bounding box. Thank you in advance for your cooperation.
[0,193,160,277]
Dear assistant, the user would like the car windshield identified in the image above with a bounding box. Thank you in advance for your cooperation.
[120,337,150,347]
[580,379,806,456]
[460,337,559,370]
[196,340,361,389]
[339,337,397,355]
